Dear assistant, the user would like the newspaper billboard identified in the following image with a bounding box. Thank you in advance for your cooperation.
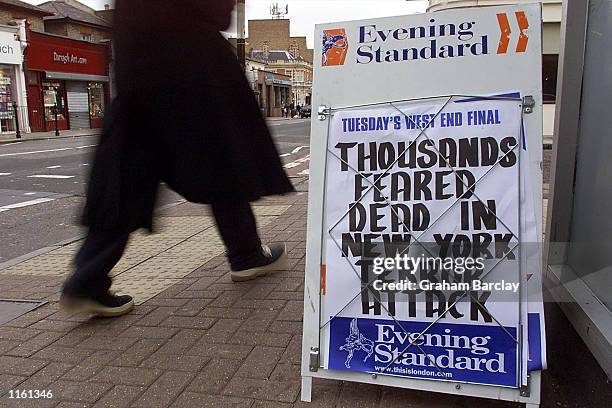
[303,3,544,405]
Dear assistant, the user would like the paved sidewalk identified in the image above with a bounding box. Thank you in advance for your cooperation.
[0,129,101,144]
[0,180,309,408]
[0,176,595,408]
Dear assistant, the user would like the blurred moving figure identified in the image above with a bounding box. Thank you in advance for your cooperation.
[60,0,294,317]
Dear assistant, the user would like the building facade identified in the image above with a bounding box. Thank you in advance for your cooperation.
[38,0,111,42]
[0,22,28,133]
[245,56,267,97]
[0,0,51,32]
[239,18,314,108]
[0,0,112,134]
[257,69,292,118]
[247,18,314,64]
[251,50,312,107]
[428,0,562,143]
[25,30,110,131]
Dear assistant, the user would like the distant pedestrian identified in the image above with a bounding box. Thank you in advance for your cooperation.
[60,0,294,317]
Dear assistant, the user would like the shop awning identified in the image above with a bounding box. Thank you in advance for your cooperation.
[264,74,292,87]
[44,71,110,83]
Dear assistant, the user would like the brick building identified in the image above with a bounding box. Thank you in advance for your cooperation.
[94,3,113,24]
[0,0,51,32]
[247,19,313,64]
[236,18,313,107]
[38,0,111,42]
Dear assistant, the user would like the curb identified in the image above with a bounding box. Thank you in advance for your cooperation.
[0,132,101,145]
[0,198,188,272]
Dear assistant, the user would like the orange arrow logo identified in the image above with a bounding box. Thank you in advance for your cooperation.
[497,11,529,54]
[515,11,530,52]
[496,13,511,54]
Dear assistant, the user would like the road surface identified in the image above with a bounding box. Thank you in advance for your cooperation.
[0,119,311,263]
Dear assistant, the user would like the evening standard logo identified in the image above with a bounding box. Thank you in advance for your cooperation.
[355,12,529,64]
[329,317,517,386]
[339,318,374,368]
[322,29,349,66]
[371,323,507,375]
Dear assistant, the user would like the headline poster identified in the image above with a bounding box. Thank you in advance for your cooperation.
[322,97,531,388]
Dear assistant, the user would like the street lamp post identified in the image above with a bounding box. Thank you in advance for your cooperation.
[237,0,246,69]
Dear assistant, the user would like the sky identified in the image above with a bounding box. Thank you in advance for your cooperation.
[25,0,428,48]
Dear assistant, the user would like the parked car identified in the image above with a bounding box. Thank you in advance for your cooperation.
[300,105,312,118]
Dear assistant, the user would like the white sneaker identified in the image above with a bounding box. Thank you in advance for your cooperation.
[230,243,288,282]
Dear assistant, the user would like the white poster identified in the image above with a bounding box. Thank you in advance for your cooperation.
[322,97,529,387]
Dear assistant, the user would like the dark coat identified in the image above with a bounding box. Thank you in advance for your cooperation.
[83,0,294,232]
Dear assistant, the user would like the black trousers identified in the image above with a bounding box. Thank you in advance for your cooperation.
[63,201,261,298]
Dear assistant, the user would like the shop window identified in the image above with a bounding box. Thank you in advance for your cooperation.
[0,67,14,131]
[42,81,66,122]
[275,87,281,107]
[543,54,558,103]
[88,82,105,119]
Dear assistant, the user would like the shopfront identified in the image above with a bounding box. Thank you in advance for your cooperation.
[258,71,292,117]
[0,25,28,133]
[25,31,110,132]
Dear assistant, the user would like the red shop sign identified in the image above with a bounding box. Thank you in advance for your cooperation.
[26,31,109,76]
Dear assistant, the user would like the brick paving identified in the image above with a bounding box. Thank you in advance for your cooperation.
[0,183,525,408]
[0,176,606,408]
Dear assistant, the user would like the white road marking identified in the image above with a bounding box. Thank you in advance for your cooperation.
[291,146,308,154]
[81,163,89,166]
[283,154,311,170]
[0,144,96,157]
[28,175,75,179]
[280,146,308,159]
[298,169,310,176]
[0,173,11,176]
[0,198,55,213]
[24,192,37,196]
[46,165,62,169]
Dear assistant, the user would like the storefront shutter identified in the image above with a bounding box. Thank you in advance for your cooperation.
[66,81,90,129]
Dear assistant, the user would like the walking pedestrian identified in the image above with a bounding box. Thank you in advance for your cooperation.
[60,0,294,317]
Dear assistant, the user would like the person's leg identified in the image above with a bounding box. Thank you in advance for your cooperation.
[211,201,287,281]
[211,201,261,270]
[61,229,134,317]
[63,229,129,297]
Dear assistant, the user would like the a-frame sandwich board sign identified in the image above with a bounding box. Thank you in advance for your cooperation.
[302,4,545,407]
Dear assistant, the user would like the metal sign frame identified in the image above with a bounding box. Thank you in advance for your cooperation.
[302,5,543,407]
